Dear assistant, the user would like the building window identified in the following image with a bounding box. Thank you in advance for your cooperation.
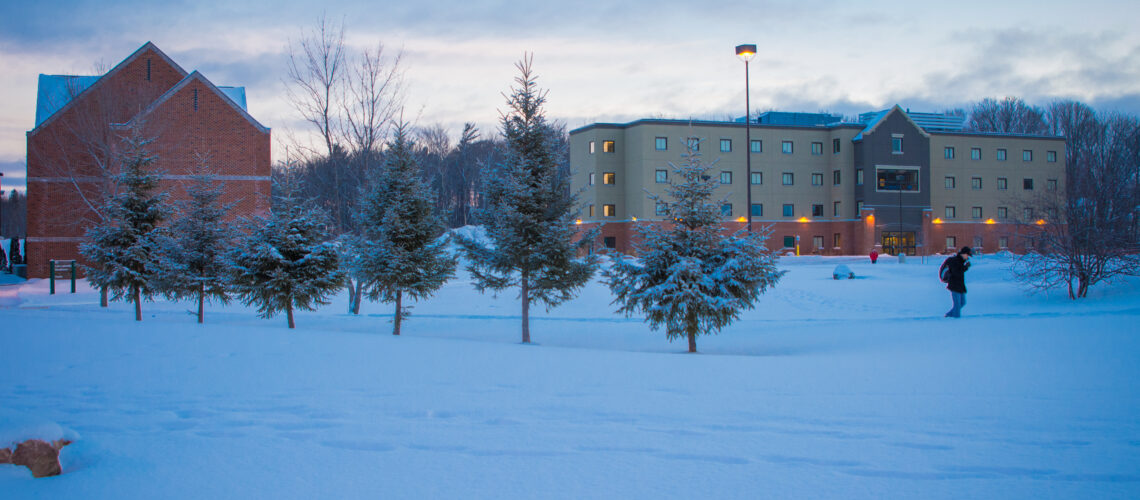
[588,204,595,217]
[782,204,794,217]
[603,172,616,185]
[1047,150,1057,162]
[833,170,841,185]
[720,171,732,184]
[655,170,668,183]
[720,139,732,153]
[833,201,841,217]
[589,141,595,154]
[997,148,1007,161]
[944,147,955,159]
[945,206,956,218]
[997,177,1008,190]
[603,140,616,153]
[971,147,981,160]
[603,204,616,217]
[997,206,1008,219]
[783,236,795,248]
[1048,208,1058,220]
[813,235,824,249]
[972,206,983,219]
[999,236,1009,248]
[1023,178,1034,190]
[192,88,198,111]
[751,139,762,153]
[833,138,841,153]
[856,200,864,216]
[589,173,595,185]
[1024,207,1034,220]
[1022,150,1033,162]
[834,233,842,248]
[891,136,904,153]
[811,142,823,155]
[1046,179,1058,191]
[655,137,667,151]
[686,137,700,151]
[856,169,864,185]
[945,176,956,189]
[781,141,793,154]
[782,172,794,185]
[812,204,824,217]
[655,202,667,216]
[946,236,957,249]
[876,168,919,192]
[750,172,763,185]
[971,177,982,190]
[751,203,763,217]
[811,173,823,186]
[604,236,616,249]
[721,203,732,216]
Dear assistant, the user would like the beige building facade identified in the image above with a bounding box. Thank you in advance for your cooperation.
[570,106,1066,256]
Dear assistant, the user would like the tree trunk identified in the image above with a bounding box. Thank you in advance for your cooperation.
[100,287,108,308]
[287,303,295,329]
[133,285,141,322]
[352,281,363,314]
[687,331,697,353]
[347,280,356,313]
[520,271,531,344]
[393,290,402,336]
[197,284,205,324]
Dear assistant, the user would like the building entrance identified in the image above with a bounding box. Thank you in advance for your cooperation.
[882,231,916,256]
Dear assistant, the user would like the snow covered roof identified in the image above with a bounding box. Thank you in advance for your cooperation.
[34,75,100,127]
[852,105,931,142]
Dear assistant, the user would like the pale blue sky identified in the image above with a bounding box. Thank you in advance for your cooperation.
[2,0,1139,190]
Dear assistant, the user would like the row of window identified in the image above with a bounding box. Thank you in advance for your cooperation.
[591,138,845,155]
[943,176,1057,191]
[779,234,842,249]
[944,235,1011,250]
[942,146,1057,163]
[942,206,1055,220]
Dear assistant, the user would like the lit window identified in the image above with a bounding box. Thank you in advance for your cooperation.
[589,173,595,185]
[971,177,982,190]
[811,173,823,186]
[946,236,957,249]
[811,142,823,155]
[1022,150,1033,162]
[750,139,762,153]
[1023,178,1034,190]
[891,136,904,153]
[603,172,615,184]
[655,137,667,150]
[877,168,919,192]
[603,140,616,153]
[945,176,956,189]
[721,203,732,216]
[603,204,616,217]
[720,139,732,153]
[750,172,762,185]
[782,172,794,186]
[812,204,824,217]
[856,169,864,186]
[1047,179,1058,191]
[945,206,956,218]
[971,148,981,160]
[655,170,668,183]
[999,236,1009,248]
[833,201,841,217]
[782,204,794,217]
[997,149,1007,161]
[589,141,595,154]
[720,171,732,184]
[997,177,1008,190]
[972,206,983,219]
[751,203,763,217]
[781,141,793,154]
[1047,151,1057,162]
[944,147,955,159]
[833,138,840,153]
[997,206,1008,219]
[655,202,667,216]
[686,137,700,151]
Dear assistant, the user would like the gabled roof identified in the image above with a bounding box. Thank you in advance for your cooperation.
[120,71,269,133]
[852,105,931,142]
[30,42,189,134]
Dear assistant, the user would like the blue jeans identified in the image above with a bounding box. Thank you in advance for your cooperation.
[946,292,966,318]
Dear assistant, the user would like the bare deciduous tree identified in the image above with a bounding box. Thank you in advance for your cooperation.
[966,97,1048,135]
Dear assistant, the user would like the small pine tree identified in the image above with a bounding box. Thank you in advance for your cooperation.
[230,192,346,329]
[605,139,783,353]
[80,128,170,321]
[154,155,236,323]
[456,55,596,344]
[353,123,456,335]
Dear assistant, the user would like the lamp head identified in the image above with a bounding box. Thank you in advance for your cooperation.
[735,44,757,61]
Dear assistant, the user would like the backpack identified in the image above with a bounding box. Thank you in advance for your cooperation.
[939,258,952,283]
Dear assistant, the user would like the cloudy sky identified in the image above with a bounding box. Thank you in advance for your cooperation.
[2,0,1139,191]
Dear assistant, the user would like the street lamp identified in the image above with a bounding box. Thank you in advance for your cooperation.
[735,44,756,232]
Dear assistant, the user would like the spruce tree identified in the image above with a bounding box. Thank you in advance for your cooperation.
[154,155,235,323]
[352,123,456,335]
[456,55,595,343]
[605,139,783,353]
[80,128,170,321]
[230,192,345,329]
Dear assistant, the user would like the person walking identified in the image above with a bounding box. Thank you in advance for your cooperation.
[940,246,972,318]
[869,249,879,264]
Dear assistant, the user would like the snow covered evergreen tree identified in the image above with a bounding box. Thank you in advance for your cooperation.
[230,190,345,329]
[154,155,235,323]
[456,55,596,343]
[352,123,456,335]
[605,139,783,353]
[80,128,170,322]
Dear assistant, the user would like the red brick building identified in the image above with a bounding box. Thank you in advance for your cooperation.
[25,42,271,278]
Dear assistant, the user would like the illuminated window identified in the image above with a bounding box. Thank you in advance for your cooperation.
[811,142,823,155]
[603,204,616,217]
[603,172,615,184]
[945,206,956,218]
[811,173,823,186]
[655,137,667,150]
[971,147,981,160]
[655,170,668,183]
[720,171,732,184]
[720,139,732,153]
[589,141,595,154]
[750,172,762,185]
[781,141,793,154]
[877,168,919,192]
[603,140,616,153]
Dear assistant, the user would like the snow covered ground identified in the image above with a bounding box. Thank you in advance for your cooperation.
[1,254,1138,499]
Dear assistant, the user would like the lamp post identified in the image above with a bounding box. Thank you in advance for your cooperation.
[735,44,756,232]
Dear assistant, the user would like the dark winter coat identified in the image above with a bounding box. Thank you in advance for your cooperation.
[943,255,970,293]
